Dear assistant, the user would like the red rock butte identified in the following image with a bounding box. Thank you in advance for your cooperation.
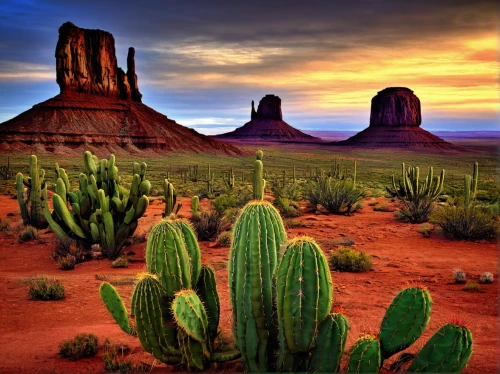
[337,87,457,148]
[215,94,318,142]
[0,22,240,155]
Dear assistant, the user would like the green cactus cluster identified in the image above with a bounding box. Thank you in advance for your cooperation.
[100,218,240,370]
[464,162,478,206]
[392,163,445,200]
[16,155,47,229]
[42,151,150,258]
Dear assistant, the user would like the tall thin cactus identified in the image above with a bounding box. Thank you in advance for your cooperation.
[16,155,47,228]
[464,162,478,206]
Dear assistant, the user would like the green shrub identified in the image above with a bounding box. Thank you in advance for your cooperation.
[373,203,393,212]
[212,188,252,215]
[59,333,98,360]
[275,197,302,218]
[398,195,435,224]
[308,176,364,215]
[463,282,482,293]
[102,339,148,372]
[28,276,65,300]
[57,255,76,270]
[0,218,9,232]
[217,231,232,247]
[436,204,498,241]
[330,248,373,272]
[19,225,39,242]
[272,182,301,201]
[190,209,223,241]
[111,257,130,268]
[418,223,432,238]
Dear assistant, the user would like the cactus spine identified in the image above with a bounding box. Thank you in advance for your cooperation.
[408,323,473,373]
[16,155,47,228]
[464,162,478,206]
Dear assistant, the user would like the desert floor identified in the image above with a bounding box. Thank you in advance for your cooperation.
[0,192,497,373]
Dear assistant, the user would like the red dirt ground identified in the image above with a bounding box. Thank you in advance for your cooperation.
[0,195,497,373]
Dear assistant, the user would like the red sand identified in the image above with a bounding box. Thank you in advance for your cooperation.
[0,195,497,373]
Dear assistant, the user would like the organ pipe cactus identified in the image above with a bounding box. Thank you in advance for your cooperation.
[100,219,240,370]
[15,155,47,228]
[392,163,445,200]
[42,151,150,258]
[464,162,478,206]
[407,322,473,372]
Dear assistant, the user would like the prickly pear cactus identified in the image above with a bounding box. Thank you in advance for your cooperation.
[348,335,382,373]
[379,287,432,359]
[16,155,47,229]
[228,200,287,372]
[42,151,150,258]
[407,323,473,373]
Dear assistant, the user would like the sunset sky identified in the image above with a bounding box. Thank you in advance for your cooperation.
[0,0,498,134]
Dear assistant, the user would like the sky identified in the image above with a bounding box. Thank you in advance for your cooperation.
[0,0,498,134]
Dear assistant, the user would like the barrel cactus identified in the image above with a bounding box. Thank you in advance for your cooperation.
[16,155,47,229]
[42,151,150,258]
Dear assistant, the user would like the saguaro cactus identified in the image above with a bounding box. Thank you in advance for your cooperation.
[464,162,478,206]
[16,155,47,228]
[191,195,199,216]
[163,179,181,217]
[253,150,265,200]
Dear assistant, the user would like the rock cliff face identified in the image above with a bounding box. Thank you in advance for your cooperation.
[369,87,421,127]
[55,22,142,101]
[336,87,457,149]
[216,94,317,142]
[0,22,240,155]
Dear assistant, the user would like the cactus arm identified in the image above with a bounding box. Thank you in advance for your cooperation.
[172,289,208,342]
[16,173,29,224]
[347,335,381,373]
[196,265,220,345]
[210,349,241,362]
[52,194,86,238]
[99,282,134,335]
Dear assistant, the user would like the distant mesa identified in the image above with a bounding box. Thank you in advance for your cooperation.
[336,87,457,148]
[0,22,240,155]
[215,94,318,142]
